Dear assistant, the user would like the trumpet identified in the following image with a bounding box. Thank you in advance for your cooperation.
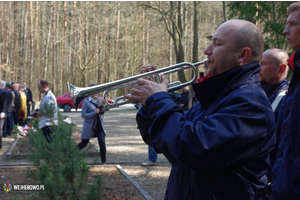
[68,58,209,108]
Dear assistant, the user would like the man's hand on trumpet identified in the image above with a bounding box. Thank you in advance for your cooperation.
[124,64,169,105]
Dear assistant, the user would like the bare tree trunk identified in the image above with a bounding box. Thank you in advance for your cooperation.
[20,2,28,84]
[59,1,67,94]
[142,7,146,65]
[6,2,12,81]
[29,2,34,87]
[147,16,150,62]
[193,2,199,64]
[68,1,73,84]
[169,36,173,83]
[97,2,103,84]
[13,1,18,82]
[52,2,57,93]
[35,2,40,83]
[115,2,120,81]
[72,1,77,85]
[43,2,53,79]
[222,1,227,22]
[177,2,184,63]
[104,14,109,83]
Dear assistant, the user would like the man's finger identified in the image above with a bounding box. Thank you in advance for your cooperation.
[161,76,169,91]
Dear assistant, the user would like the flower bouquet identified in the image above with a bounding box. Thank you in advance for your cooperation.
[11,117,37,137]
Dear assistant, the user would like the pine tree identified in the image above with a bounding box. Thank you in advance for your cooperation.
[26,112,102,200]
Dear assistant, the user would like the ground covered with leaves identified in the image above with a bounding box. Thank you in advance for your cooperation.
[0,166,145,200]
[2,128,145,199]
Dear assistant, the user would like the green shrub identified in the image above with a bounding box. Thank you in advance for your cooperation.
[26,112,102,200]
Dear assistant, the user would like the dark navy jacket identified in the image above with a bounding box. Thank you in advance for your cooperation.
[263,79,288,182]
[262,78,288,106]
[137,62,276,200]
[271,49,300,200]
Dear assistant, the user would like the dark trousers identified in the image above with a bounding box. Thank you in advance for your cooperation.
[0,118,5,149]
[77,130,106,164]
[4,112,13,136]
[19,118,24,126]
[42,126,53,143]
[13,109,19,125]
[27,103,31,117]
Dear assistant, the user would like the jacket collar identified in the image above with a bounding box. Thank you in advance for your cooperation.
[262,78,288,97]
[288,49,300,71]
[193,62,260,108]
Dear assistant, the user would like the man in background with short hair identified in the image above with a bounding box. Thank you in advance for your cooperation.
[34,79,58,143]
[270,2,300,199]
[259,48,289,112]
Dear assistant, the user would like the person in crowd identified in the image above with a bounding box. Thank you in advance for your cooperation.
[12,83,21,125]
[0,80,8,149]
[24,83,33,117]
[77,83,107,165]
[259,49,289,195]
[259,48,289,112]
[34,79,58,143]
[125,19,276,199]
[270,2,300,199]
[141,145,157,166]
[18,84,27,126]
[4,83,14,137]
[179,85,192,111]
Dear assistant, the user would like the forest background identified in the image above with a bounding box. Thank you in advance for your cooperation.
[0,1,296,101]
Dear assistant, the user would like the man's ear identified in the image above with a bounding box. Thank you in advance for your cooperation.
[278,63,287,74]
[278,63,288,78]
[237,47,252,66]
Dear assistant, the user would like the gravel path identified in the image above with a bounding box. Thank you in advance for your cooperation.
[62,105,171,200]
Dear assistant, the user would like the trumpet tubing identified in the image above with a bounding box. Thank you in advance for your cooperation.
[68,58,209,108]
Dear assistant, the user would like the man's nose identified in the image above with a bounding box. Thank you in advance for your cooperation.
[283,26,289,35]
[204,44,213,55]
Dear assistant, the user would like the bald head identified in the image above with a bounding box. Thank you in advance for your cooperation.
[221,20,264,62]
[204,19,265,76]
[259,48,289,86]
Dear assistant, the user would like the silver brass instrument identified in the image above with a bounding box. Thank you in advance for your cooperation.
[68,58,209,108]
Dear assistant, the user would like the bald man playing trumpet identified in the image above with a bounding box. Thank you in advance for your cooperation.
[125,19,276,199]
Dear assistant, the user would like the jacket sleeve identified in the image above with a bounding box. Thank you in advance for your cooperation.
[0,90,8,114]
[7,91,12,104]
[81,100,96,119]
[97,97,106,114]
[137,91,275,170]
